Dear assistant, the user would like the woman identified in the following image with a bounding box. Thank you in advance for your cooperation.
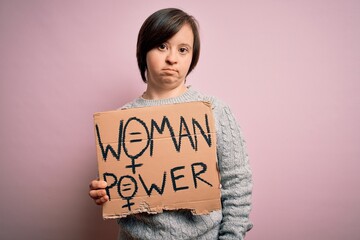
[89,8,253,239]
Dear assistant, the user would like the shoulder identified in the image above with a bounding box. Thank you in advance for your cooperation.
[195,90,232,119]
[195,91,242,136]
[191,88,228,108]
[120,100,137,110]
[118,97,143,110]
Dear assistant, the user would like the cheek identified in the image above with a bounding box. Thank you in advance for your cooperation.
[146,52,152,70]
[145,53,152,69]
[183,57,193,73]
[146,52,160,71]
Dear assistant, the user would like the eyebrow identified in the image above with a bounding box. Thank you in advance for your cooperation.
[179,43,192,49]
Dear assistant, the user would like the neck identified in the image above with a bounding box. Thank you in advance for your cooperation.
[142,84,188,100]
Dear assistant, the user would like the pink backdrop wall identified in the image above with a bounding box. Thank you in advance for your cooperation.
[1,1,359,239]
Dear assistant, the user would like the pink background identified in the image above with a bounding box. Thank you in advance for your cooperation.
[1,0,359,239]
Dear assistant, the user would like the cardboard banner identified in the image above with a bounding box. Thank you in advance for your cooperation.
[93,101,221,219]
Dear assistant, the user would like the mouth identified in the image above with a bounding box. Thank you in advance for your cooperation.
[162,68,178,73]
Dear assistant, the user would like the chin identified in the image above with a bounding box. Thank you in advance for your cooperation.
[160,77,181,84]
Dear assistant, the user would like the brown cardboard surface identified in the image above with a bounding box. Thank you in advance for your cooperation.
[93,101,221,219]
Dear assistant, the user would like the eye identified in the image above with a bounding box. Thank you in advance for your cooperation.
[158,43,167,51]
[179,47,189,54]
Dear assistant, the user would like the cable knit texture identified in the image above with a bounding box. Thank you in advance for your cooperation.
[117,87,253,240]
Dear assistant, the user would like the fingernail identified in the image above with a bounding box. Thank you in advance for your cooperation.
[102,181,108,187]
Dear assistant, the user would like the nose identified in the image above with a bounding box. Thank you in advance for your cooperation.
[165,49,177,65]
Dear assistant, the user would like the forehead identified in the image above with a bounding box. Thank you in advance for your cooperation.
[167,23,194,46]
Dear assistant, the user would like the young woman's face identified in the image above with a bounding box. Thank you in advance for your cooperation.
[146,23,194,91]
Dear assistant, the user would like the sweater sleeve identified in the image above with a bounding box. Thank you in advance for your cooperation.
[215,103,253,239]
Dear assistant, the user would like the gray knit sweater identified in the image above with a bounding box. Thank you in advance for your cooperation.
[117,87,253,240]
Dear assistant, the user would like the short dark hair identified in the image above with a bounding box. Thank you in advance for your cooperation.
[136,8,200,83]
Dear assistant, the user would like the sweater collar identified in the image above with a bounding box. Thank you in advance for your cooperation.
[134,86,198,107]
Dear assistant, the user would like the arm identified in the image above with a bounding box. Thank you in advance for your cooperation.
[216,104,253,239]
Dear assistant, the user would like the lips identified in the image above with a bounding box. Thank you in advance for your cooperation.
[162,68,178,73]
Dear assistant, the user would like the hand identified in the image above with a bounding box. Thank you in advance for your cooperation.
[89,179,109,205]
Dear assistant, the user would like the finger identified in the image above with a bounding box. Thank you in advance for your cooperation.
[95,195,109,205]
[89,189,107,199]
[89,180,107,190]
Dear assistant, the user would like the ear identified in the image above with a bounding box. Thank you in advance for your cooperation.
[144,69,148,83]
